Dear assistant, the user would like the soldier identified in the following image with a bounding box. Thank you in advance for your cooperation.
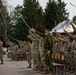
[54,30,64,54]
[12,44,18,61]
[64,29,76,71]
[33,33,43,72]
[0,40,3,64]
[17,40,27,60]
[38,36,45,72]
[28,32,40,71]
[10,44,15,60]
[52,37,59,54]
[26,40,32,68]
[7,41,15,60]
[70,35,76,72]
[57,36,69,54]
[28,34,36,69]
[30,27,54,74]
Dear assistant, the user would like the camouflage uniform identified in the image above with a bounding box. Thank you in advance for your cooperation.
[52,40,58,54]
[71,40,76,71]
[57,37,69,54]
[35,39,40,69]
[28,34,36,68]
[26,42,32,67]
[35,31,54,72]
[17,41,26,60]
[0,40,3,64]
[28,33,41,70]
[64,30,75,71]
[58,37,73,70]
[11,45,15,60]
[13,45,19,60]
[39,37,45,69]
[71,22,76,71]
[7,41,15,60]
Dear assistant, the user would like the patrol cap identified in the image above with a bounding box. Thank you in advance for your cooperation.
[44,26,51,31]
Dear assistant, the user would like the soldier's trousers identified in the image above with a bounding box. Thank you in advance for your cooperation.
[36,52,41,67]
[0,56,3,64]
[26,52,31,66]
[73,53,76,71]
[32,54,37,67]
[65,52,73,70]
[44,50,53,71]
[32,52,41,68]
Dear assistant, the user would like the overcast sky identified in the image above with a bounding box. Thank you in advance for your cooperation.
[6,0,76,20]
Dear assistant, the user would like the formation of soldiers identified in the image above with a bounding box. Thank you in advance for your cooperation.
[27,28,54,75]
[4,22,76,75]
[7,40,26,61]
[26,23,76,75]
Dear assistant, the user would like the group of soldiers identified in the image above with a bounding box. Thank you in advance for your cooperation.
[7,40,26,61]
[26,28,54,75]
[26,22,76,75]
[7,27,54,75]
[5,22,76,75]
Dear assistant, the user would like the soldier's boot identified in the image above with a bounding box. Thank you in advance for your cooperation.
[48,71,54,75]
[33,67,37,70]
[35,67,39,71]
[32,65,37,70]
[32,65,36,70]
[36,65,43,73]
[36,68,41,73]
[41,70,50,74]
[41,66,50,74]
[39,65,43,72]
[33,66,38,71]
[37,66,43,73]
[27,64,31,68]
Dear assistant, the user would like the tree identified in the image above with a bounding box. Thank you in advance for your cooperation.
[44,0,69,30]
[57,0,69,20]
[9,5,27,41]
[0,0,10,46]
[23,0,45,31]
[9,0,45,41]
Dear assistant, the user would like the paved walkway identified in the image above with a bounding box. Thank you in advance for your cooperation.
[0,55,42,75]
[0,55,72,75]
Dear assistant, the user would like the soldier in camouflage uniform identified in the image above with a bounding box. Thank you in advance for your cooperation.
[38,36,45,72]
[30,28,54,74]
[58,36,73,70]
[64,29,76,71]
[7,41,16,60]
[34,35,40,71]
[11,44,15,60]
[12,44,19,61]
[17,40,26,60]
[53,30,63,54]
[0,40,3,64]
[26,40,32,68]
[28,32,41,71]
[70,22,76,72]
[70,35,76,72]
[52,37,57,53]
[28,34,36,69]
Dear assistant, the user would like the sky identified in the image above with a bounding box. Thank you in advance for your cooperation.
[6,0,76,20]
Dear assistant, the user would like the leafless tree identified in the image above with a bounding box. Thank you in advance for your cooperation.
[0,0,10,46]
